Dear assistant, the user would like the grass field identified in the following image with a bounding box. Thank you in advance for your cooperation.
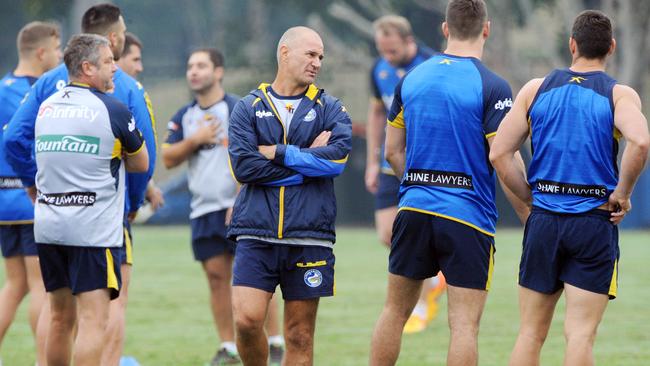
[1,226,649,365]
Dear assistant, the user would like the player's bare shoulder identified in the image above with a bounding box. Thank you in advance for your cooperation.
[521,77,545,103]
[612,83,642,108]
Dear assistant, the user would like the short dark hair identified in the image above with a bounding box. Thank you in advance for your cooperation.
[64,34,110,78]
[571,10,613,60]
[123,32,142,56]
[191,47,224,68]
[81,3,121,35]
[17,21,60,56]
[445,0,487,40]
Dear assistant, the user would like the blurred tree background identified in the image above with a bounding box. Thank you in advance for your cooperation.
[1,0,649,225]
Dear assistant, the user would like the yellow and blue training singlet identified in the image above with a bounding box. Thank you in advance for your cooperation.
[527,69,618,213]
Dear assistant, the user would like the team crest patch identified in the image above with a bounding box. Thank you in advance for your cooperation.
[304,109,317,122]
[304,269,323,288]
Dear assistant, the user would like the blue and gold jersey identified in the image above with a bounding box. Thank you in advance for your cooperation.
[0,73,37,223]
[387,54,512,236]
[371,45,433,174]
[527,69,618,213]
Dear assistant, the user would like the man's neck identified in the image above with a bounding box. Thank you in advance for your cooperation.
[196,84,225,109]
[444,37,485,60]
[68,76,94,88]
[569,57,607,73]
[13,59,44,78]
[270,76,308,97]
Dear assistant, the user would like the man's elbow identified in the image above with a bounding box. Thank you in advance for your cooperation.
[637,134,650,156]
[161,150,177,169]
[126,152,149,173]
[129,160,148,173]
[384,148,397,165]
[489,149,506,169]
[325,163,346,178]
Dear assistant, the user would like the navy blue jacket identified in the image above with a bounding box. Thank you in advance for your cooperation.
[227,83,352,242]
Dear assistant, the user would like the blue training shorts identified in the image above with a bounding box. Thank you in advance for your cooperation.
[375,173,400,210]
[232,238,335,300]
[0,224,36,257]
[190,210,235,261]
[519,207,619,299]
[37,243,122,300]
[117,222,133,265]
[389,209,495,290]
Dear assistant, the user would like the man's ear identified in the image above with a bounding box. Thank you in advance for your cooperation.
[81,60,94,77]
[483,21,491,39]
[441,22,449,39]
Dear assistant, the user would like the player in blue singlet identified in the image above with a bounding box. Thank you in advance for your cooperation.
[370,2,529,365]
[490,10,649,366]
[0,21,61,366]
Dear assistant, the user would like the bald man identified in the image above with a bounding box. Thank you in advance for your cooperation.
[228,26,352,365]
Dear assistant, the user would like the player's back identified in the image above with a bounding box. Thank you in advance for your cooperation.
[0,73,37,222]
[528,68,618,213]
[388,53,512,235]
[34,84,128,248]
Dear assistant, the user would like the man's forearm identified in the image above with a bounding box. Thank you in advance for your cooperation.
[494,154,531,205]
[615,141,649,196]
[366,103,385,166]
[386,150,406,180]
[161,138,199,168]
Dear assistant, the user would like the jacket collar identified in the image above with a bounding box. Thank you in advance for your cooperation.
[254,83,321,102]
[252,83,323,141]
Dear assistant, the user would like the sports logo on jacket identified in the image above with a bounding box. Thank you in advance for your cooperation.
[304,109,317,122]
[35,135,100,155]
[304,269,323,288]
[256,110,273,118]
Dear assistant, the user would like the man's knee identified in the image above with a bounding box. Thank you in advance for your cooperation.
[234,312,265,337]
[285,324,314,351]
[4,276,29,296]
[205,267,230,288]
[448,317,481,339]
[519,327,549,346]
[379,230,392,247]
[564,327,597,345]
[383,300,413,324]
[50,307,76,329]
[107,300,126,328]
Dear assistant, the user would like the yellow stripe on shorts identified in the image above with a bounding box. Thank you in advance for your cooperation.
[124,227,133,265]
[106,249,119,291]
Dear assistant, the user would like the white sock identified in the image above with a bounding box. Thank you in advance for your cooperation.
[412,301,428,318]
[221,341,238,354]
[268,335,285,346]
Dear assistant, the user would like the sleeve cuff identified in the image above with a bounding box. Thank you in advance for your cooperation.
[273,144,287,165]
[126,141,145,156]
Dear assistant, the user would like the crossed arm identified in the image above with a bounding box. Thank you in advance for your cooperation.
[229,101,352,186]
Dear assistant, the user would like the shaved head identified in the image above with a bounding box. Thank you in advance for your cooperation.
[276,26,322,63]
[273,26,324,90]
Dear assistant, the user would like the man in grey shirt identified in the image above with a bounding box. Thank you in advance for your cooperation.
[7,34,148,366]
[162,48,285,366]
